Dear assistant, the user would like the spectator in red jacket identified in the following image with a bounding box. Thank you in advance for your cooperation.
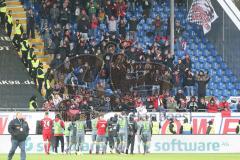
[218,97,230,111]
[207,97,218,113]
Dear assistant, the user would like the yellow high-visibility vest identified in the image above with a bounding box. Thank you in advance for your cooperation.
[237,125,240,134]
[37,68,44,79]
[45,79,51,89]
[152,121,159,135]
[209,125,215,134]
[21,40,29,51]
[31,59,40,69]
[7,14,12,24]
[29,100,37,111]
[182,123,191,132]
[27,50,32,60]
[0,6,7,13]
[166,123,176,134]
[15,24,22,35]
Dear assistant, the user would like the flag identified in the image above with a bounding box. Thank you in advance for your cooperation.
[187,0,218,34]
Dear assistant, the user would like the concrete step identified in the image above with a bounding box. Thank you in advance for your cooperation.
[34,51,45,56]
[12,13,26,18]
[12,17,26,20]
[6,1,21,5]
[7,7,25,12]
[34,45,44,50]
[29,38,43,43]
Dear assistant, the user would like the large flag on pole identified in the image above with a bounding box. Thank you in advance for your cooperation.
[187,0,218,34]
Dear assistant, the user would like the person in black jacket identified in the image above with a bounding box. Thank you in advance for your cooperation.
[195,70,210,99]
[8,112,29,160]
[126,115,137,154]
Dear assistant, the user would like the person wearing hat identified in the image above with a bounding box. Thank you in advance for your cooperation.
[206,120,215,134]
[180,118,192,134]
[187,96,198,112]
[207,97,218,113]
[28,95,38,111]
[37,63,45,95]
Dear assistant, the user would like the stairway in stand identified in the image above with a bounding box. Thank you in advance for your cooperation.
[6,0,53,96]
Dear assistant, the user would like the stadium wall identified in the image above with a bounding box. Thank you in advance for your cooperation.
[1,112,240,135]
[0,135,240,153]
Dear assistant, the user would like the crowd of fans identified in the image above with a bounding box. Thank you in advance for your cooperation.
[17,0,238,113]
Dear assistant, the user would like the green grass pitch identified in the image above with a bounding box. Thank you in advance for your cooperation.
[1,154,240,160]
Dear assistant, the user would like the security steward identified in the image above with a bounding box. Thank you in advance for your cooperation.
[235,120,240,134]
[126,115,137,154]
[180,118,192,134]
[206,120,215,134]
[44,68,52,99]
[37,63,45,95]
[20,33,30,68]
[31,55,40,84]
[12,19,23,50]
[6,10,13,37]
[151,116,161,135]
[27,44,35,74]
[166,118,177,134]
[29,95,38,111]
[0,0,6,29]
[8,112,29,160]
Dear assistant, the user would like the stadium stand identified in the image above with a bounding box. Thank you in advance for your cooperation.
[2,0,239,113]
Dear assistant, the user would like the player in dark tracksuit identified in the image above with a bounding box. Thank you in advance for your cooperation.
[126,115,137,154]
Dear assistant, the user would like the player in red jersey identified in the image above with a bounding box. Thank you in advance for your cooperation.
[40,112,53,154]
[96,114,108,154]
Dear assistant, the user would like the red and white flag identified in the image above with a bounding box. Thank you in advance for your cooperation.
[187,0,218,34]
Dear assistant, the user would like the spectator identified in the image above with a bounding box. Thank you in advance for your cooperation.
[171,70,182,95]
[187,96,198,112]
[237,100,240,112]
[174,20,185,49]
[182,54,192,70]
[219,97,230,111]
[106,15,119,35]
[195,70,210,99]
[90,14,99,38]
[119,18,127,39]
[87,0,98,17]
[153,16,162,35]
[60,7,71,26]
[175,90,186,112]
[207,97,218,113]
[98,8,105,22]
[26,8,35,39]
[50,3,60,24]
[198,97,207,112]
[183,69,195,96]
[40,3,49,30]
[142,0,151,17]
[127,16,142,40]
[78,16,90,40]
